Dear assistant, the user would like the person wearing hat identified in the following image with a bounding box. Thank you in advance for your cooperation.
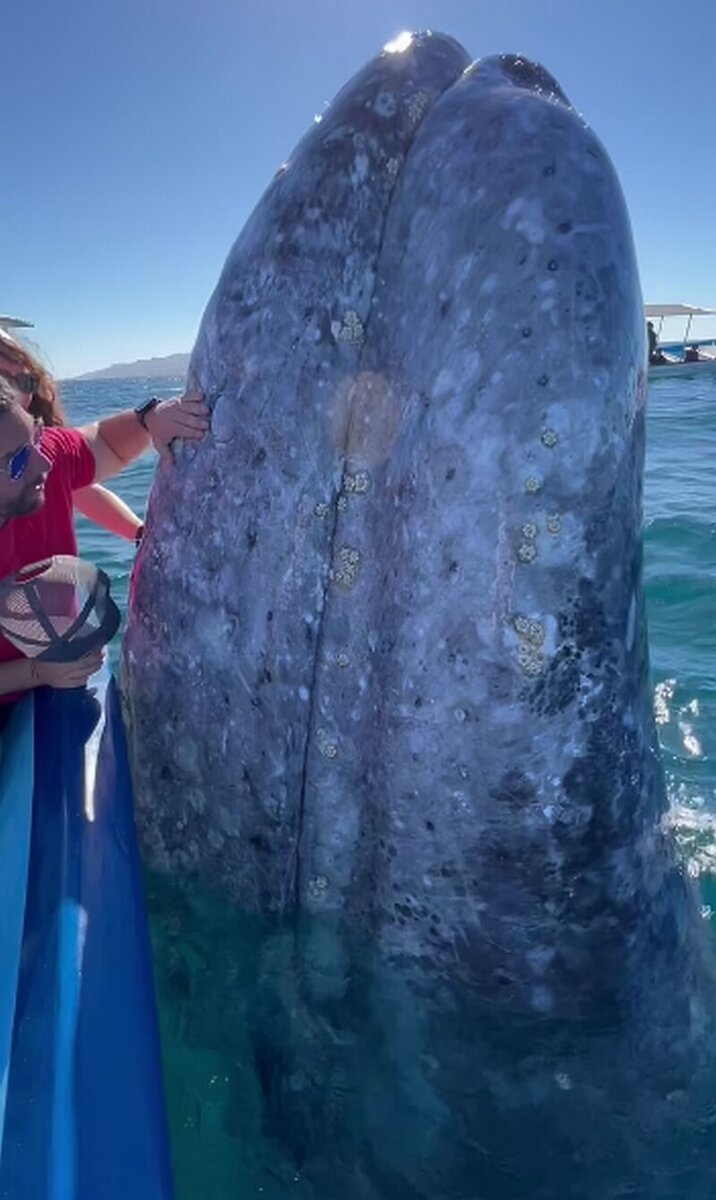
[0,367,209,701]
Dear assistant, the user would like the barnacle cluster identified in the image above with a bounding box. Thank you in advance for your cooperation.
[331,545,362,588]
[316,728,338,760]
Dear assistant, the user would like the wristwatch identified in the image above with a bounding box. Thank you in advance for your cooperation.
[134,396,160,429]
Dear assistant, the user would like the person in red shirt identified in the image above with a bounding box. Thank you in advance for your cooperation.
[0,329,147,542]
[0,374,209,701]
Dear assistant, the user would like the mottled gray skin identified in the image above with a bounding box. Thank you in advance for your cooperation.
[124,30,470,908]
[124,40,716,1199]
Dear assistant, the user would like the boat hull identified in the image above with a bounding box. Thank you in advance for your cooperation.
[0,674,173,1200]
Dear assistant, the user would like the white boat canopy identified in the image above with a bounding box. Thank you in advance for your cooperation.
[645,304,716,319]
[645,303,716,347]
[0,316,33,331]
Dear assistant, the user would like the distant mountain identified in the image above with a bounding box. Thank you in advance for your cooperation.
[74,352,191,381]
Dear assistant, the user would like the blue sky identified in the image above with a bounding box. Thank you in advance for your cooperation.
[6,0,715,377]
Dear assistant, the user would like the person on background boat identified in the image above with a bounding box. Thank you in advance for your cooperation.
[647,319,658,363]
[647,320,670,365]
[0,370,208,700]
[0,330,150,545]
[684,344,701,363]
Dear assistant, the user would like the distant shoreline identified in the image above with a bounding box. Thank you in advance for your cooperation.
[72,352,190,381]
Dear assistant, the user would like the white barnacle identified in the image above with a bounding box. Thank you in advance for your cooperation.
[546,513,561,535]
[541,428,558,448]
[517,542,538,564]
[316,729,338,760]
[514,617,545,646]
[335,652,350,668]
[405,89,430,129]
[330,545,362,589]
[336,309,365,345]
[314,502,330,518]
[342,470,371,495]
[521,522,538,540]
[337,495,348,511]
[525,476,542,494]
[518,644,545,677]
[386,156,402,178]
[308,874,330,899]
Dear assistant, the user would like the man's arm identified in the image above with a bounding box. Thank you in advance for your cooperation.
[0,658,35,696]
[0,650,103,695]
[79,392,209,482]
[73,483,143,541]
[78,412,149,482]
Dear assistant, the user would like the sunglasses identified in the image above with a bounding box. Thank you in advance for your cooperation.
[0,369,40,396]
[0,420,45,482]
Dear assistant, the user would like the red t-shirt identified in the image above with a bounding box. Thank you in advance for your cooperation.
[0,427,96,701]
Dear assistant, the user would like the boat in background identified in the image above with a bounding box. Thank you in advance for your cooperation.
[647,303,716,377]
[0,316,33,333]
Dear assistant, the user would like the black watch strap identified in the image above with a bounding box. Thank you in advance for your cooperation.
[135,396,160,429]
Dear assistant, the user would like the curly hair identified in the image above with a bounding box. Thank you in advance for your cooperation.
[0,333,66,427]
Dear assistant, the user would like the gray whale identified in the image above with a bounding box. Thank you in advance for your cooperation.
[124,34,716,1198]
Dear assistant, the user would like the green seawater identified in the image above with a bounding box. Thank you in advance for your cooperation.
[62,371,716,1197]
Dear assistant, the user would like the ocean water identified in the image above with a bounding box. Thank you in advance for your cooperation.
[64,377,185,639]
[61,372,716,1197]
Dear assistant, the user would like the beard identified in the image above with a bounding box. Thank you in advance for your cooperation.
[0,478,46,521]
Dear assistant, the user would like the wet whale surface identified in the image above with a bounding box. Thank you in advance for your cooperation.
[124,34,716,1198]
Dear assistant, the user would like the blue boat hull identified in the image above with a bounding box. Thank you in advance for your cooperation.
[0,674,173,1200]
